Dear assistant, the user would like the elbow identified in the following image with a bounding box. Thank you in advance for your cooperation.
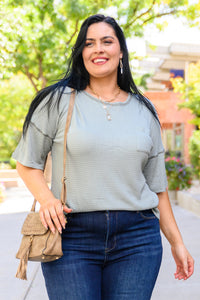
[16,161,23,176]
[157,189,168,196]
[16,161,30,177]
[16,161,41,176]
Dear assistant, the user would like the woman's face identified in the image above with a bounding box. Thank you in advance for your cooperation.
[82,22,122,80]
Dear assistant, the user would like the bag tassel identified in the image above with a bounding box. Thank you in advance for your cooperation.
[16,237,33,280]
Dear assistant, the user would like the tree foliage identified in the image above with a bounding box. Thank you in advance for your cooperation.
[172,61,200,128]
[0,0,200,161]
[0,73,35,160]
[0,0,200,91]
[172,61,200,175]
[189,130,200,179]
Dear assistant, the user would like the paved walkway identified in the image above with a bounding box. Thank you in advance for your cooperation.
[0,187,199,300]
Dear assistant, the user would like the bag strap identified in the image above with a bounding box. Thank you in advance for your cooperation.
[60,89,75,206]
[31,89,76,212]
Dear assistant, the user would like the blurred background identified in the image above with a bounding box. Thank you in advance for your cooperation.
[0,0,200,195]
[0,2,200,300]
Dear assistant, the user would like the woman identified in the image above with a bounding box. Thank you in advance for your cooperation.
[13,14,194,300]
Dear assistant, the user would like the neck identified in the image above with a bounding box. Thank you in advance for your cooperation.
[89,77,119,99]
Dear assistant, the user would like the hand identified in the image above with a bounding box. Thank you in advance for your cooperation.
[39,198,72,234]
[171,244,194,280]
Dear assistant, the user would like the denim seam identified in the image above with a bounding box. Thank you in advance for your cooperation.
[105,239,117,253]
[105,211,110,253]
[105,212,117,253]
[139,212,156,220]
[103,211,109,265]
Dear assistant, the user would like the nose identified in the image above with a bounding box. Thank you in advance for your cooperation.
[94,42,104,53]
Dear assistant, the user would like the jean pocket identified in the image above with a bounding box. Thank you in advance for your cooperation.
[138,209,157,220]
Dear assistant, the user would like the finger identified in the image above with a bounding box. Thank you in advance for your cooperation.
[63,205,72,214]
[175,266,189,280]
[183,261,189,277]
[55,204,67,229]
[187,257,194,277]
[187,267,194,278]
[184,266,193,279]
[39,211,48,229]
[44,209,56,233]
[174,265,181,276]
[175,271,185,280]
[48,207,63,234]
[174,271,182,279]
[174,266,183,279]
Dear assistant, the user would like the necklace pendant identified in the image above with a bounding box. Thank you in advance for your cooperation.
[107,113,112,121]
[98,95,112,121]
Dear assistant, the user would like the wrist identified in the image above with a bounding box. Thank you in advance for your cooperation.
[37,190,55,206]
[169,238,184,248]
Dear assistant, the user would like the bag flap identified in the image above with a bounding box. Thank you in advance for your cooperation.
[21,212,48,235]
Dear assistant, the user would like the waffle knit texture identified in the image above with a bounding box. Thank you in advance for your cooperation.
[13,88,168,218]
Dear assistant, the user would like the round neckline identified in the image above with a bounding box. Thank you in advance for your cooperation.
[82,90,132,105]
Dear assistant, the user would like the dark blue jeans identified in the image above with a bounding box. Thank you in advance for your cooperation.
[42,210,162,300]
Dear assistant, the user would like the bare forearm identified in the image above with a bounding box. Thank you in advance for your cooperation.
[16,162,55,205]
[157,190,183,246]
[16,161,71,233]
[157,189,194,279]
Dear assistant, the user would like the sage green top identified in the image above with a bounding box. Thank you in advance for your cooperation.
[13,87,168,218]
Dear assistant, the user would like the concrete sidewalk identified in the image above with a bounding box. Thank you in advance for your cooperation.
[0,187,47,300]
[0,187,199,300]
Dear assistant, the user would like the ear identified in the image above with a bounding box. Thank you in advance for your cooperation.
[120,51,123,59]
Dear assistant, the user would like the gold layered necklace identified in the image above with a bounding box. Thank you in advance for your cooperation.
[89,85,121,121]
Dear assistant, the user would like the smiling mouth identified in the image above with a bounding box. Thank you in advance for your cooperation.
[92,58,108,64]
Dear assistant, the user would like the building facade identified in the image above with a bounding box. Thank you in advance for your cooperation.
[140,43,200,163]
[145,91,194,164]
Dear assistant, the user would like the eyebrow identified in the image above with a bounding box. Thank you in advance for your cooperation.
[85,36,115,41]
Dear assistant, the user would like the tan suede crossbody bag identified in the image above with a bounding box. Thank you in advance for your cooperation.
[15,90,75,280]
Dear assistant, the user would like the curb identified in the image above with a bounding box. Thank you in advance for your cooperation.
[177,190,200,217]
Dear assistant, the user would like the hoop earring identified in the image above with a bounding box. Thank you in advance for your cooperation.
[120,59,123,74]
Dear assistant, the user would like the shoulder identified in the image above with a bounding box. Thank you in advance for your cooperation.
[30,87,75,137]
[57,87,75,115]
[130,93,160,132]
[35,86,75,117]
[134,93,159,119]
[54,87,78,129]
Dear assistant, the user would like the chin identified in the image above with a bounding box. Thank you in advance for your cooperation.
[90,70,117,79]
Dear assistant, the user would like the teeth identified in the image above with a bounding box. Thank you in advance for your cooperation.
[93,59,107,63]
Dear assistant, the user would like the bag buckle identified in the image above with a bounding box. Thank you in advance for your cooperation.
[61,176,66,183]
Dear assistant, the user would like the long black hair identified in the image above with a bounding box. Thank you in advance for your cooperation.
[23,14,158,134]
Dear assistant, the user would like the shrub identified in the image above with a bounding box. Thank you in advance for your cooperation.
[165,157,193,190]
[9,158,16,169]
[189,130,200,179]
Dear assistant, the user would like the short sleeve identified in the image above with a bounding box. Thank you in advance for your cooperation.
[143,117,168,193]
[12,93,60,170]
[12,123,53,170]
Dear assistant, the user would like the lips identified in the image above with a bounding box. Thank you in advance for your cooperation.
[92,57,108,64]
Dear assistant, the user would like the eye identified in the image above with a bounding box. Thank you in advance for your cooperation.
[85,42,93,47]
[104,40,112,45]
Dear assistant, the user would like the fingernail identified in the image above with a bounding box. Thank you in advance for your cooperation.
[59,228,62,234]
